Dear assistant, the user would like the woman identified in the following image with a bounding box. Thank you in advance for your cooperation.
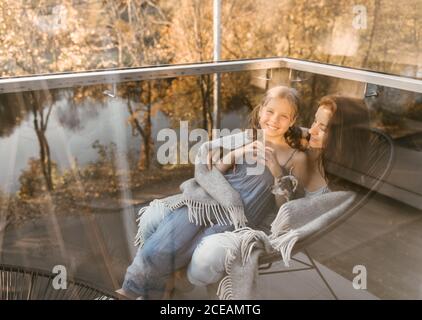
[118,86,308,299]
[186,95,370,289]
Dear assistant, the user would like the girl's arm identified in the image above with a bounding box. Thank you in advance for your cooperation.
[212,141,259,174]
[206,145,235,173]
[214,149,236,173]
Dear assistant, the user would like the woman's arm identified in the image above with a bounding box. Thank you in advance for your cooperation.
[273,151,308,208]
[274,192,287,208]
[260,146,292,208]
[291,151,308,189]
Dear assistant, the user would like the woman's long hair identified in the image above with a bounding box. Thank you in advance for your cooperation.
[248,86,305,150]
[317,96,371,190]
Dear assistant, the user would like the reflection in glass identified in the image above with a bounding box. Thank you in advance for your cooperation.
[1,1,420,78]
[0,67,421,299]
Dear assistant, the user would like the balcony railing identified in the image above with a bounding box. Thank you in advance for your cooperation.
[1,57,421,94]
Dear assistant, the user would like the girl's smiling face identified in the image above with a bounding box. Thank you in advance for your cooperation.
[258,97,296,139]
[308,105,334,149]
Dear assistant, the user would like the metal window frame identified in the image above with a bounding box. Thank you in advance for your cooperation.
[0,57,421,94]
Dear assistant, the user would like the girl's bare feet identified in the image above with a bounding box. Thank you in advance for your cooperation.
[115,288,143,300]
[173,269,194,292]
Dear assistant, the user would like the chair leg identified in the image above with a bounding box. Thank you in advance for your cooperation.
[303,249,338,300]
[258,262,273,271]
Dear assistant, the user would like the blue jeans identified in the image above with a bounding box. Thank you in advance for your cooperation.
[122,206,232,298]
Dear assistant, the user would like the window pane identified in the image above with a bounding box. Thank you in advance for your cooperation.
[222,0,421,79]
[1,1,420,79]
[0,70,421,298]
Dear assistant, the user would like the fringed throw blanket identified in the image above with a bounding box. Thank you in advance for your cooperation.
[135,131,259,247]
[217,190,356,300]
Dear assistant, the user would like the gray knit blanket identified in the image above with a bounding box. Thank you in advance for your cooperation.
[216,190,356,300]
[134,131,262,247]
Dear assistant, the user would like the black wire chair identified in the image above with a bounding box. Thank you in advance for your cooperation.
[0,264,118,300]
[257,127,395,299]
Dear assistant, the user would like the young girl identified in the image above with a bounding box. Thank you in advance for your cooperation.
[117,86,307,299]
[186,95,370,290]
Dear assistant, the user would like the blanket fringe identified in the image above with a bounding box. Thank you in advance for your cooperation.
[134,206,148,247]
[232,228,267,266]
[216,232,243,300]
[227,206,248,229]
[270,229,299,267]
[162,197,246,228]
[134,198,246,247]
[217,228,268,300]
[216,275,234,300]
[134,199,169,247]
[270,205,291,237]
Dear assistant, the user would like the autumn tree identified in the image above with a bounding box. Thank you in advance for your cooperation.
[1,0,420,171]
[161,0,216,133]
[100,0,172,169]
[119,80,171,169]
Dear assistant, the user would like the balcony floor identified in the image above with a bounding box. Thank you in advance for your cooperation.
[173,251,378,300]
[0,191,420,299]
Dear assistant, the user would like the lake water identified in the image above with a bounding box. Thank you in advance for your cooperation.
[0,96,249,193]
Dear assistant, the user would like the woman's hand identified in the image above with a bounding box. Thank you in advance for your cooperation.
[300,127,310,149]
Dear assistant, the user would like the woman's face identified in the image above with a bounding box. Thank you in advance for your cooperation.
[308,105,334,149]
[258,97,295,139]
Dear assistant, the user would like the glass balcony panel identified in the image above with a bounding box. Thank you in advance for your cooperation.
[0,67,421,299]
[1,1,420,79]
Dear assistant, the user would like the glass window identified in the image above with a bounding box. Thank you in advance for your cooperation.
[1,69,421,299]
[223,0,421,79]
[1,1,420,79]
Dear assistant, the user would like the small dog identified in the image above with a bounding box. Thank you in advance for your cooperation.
[271,166,302,203]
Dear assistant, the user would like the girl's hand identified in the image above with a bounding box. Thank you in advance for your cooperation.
[206,147,222,170]
[236,140,263,159]
[211,142,259,172]
[257,145,283,178]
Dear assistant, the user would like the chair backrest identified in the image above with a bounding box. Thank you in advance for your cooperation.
[296,127,394,248]
[0,264,118,300]
[259,127,395,264]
